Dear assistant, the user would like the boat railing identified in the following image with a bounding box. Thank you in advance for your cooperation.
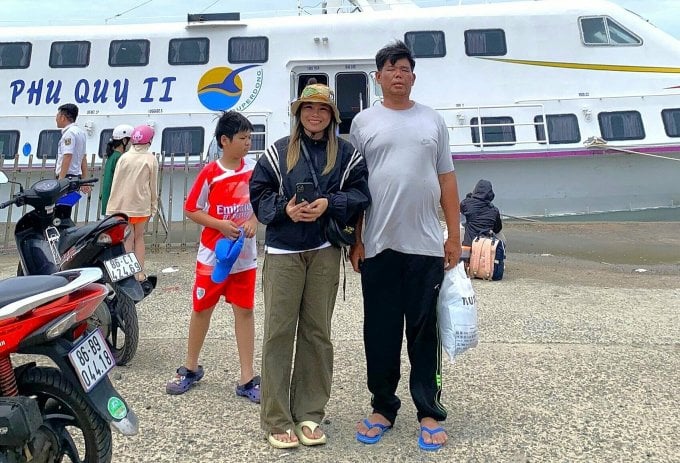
[438,103,550,150]
[0,144,265,253]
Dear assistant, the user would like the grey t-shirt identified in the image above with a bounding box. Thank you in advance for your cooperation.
[350,102,454,258]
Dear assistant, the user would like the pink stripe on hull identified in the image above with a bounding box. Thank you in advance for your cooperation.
[452,144,680,161]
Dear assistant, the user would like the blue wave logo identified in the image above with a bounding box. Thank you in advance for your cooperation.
[197,65,259,111]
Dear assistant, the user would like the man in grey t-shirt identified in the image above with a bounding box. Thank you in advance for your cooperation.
[350,40,461,451]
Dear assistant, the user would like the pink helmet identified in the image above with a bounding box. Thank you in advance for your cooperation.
[130,125,154,145]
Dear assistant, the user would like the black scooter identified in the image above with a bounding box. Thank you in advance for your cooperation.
[0,172,151,366]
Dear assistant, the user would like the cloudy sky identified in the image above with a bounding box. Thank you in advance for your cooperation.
[1,0,678,38]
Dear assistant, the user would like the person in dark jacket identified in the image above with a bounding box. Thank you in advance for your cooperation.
[250,83,370,449]
[460,179,503,246]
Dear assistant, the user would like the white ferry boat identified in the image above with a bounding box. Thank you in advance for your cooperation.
[0,0,679,219]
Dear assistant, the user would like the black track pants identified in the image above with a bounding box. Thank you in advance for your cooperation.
[360,249,447,424]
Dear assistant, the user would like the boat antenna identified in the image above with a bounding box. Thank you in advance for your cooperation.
[199,0,223,13]
[105,0,154,24]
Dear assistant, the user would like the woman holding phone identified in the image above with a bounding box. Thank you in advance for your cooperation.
[250,83,370,449]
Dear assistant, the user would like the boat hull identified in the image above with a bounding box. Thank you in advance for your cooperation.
[454,147,680,217]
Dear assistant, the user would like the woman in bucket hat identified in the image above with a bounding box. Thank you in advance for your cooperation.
[250,83,371,449]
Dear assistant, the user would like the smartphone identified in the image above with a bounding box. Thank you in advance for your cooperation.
[295,182,316,204]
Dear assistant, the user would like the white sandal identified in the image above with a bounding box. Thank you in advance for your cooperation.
[294,421,327,446]
[268,429,299,449]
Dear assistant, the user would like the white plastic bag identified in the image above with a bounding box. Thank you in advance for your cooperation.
[437,262,478,362]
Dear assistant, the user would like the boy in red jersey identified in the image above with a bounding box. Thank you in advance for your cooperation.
[166,111,260,402]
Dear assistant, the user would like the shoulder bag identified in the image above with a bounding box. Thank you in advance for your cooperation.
[299,141,356,248]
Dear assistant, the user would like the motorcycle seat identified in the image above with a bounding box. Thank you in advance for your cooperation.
[0,275,69,310]
[58,222,102,254]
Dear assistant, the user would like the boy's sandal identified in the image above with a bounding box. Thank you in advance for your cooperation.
[268,429,299,449]
[165,366,204,395]
[235,375,261,403]
[294,421,327,446]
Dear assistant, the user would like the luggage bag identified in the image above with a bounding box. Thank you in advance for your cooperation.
[468,234,505,280]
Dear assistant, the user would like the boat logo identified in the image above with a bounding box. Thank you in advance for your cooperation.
[197,65,263,111]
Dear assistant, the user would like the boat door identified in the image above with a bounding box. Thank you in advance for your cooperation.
[291,62,375,136]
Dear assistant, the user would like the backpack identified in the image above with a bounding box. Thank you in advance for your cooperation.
[468,233,505,281]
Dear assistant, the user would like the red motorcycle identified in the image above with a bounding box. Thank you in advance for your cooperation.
[0,267,138,463]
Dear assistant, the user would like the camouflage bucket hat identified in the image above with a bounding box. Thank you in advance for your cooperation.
[290,83,341,124]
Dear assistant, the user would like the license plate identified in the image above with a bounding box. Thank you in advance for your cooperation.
[68,329,115,393]
[104,252,142,282]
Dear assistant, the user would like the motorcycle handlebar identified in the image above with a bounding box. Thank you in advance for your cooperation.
[72,177,99,185]
[65,177,98,194]
[0,199,16,209]
[0,177,98,209]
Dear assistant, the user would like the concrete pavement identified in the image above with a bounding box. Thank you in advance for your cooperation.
[2,221,678,462]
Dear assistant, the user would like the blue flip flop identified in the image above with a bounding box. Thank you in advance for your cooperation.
[418,426,446,451]
[356,419,392,444]
[211,230,245,283]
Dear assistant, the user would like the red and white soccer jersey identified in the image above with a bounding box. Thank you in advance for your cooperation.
[185,158,257,274]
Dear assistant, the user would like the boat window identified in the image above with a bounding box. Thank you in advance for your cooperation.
[661,109,680,138]
[109,40,150,67]
[50,41,90,68]
[470,117,515,146]
[0,131,20,159]
[228,37,268,64]
[534,114,581,144]
[98,129,114,159]
[606,19,642,44]
[404,31,446,58]
[169,38,209,65]
[580,17,641,46]
[464,29,506,57]
[161,127,205,157]
[598,111,645,141]
[0,42,31,69]
[336,73,368,135]
[251,124,266,152]
[297,74,329,97]
[37,130,61,159]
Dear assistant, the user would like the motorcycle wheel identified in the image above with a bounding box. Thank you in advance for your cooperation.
[106,289,139,366]
[17,366,112,463]
[88,302,112,339]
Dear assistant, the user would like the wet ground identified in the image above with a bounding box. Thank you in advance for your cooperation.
[503,221,680,267]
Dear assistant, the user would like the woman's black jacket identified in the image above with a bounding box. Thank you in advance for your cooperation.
[250,134,371,251]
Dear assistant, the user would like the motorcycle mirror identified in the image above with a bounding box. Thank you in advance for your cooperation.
[0,171,24,192]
